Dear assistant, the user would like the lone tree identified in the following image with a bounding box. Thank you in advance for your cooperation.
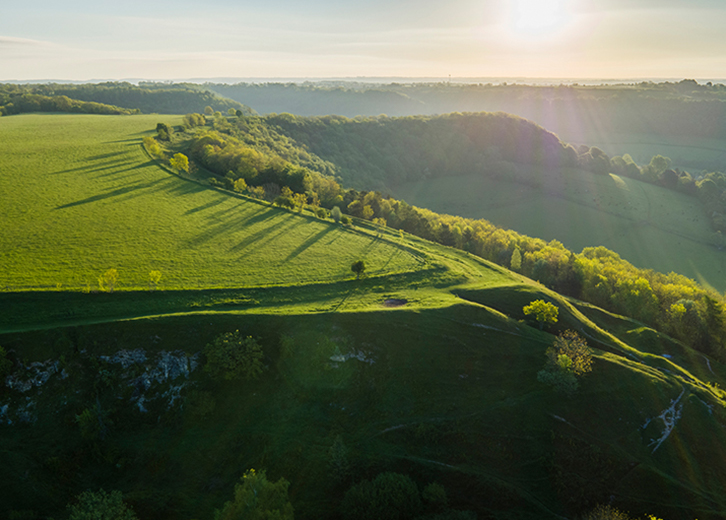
[204,331,265,381]
[523,299,558,330]
[351,260,366,279]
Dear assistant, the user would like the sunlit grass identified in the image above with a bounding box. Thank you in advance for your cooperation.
[0,114,424,290]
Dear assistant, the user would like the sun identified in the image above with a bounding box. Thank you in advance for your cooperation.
[511,0,569,39]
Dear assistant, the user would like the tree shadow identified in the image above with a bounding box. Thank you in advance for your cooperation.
[50,157,133,175]
[184,197,228,215]
[53,177,169,209]
[281,226,335,263]
[232,218,300,256]
[83,151,126,162]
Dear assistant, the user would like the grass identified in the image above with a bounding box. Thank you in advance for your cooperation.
[391,166,726,291]
[3,114,726,520]
[0,114,423,291]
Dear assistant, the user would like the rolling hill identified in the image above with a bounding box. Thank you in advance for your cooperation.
[1,114,726,520]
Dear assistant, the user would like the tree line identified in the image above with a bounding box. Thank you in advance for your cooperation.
[207,79,726,141]
[0,82,254,116]
[161,113,726,360]
[0,86,138,116]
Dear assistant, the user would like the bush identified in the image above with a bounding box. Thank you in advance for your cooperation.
[537,330,592,395]
[215,469,293,520]
[204,331,265,381]
[581,504,634,520]
[342,472,422,520]
[67,489,137,520]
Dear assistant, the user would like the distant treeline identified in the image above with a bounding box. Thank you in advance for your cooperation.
[208,79,726,142]
[0,82,255,116]
[0,86,138,116]
[168,112,726,360]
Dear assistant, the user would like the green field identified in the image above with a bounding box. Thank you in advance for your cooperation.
[391,167,726,292]
[0,114,423,291]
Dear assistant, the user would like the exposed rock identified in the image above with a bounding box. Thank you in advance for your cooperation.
[5,360,60,393]
[100,349,147,368]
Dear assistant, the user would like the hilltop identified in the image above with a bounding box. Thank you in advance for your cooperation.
[1,114,726,520]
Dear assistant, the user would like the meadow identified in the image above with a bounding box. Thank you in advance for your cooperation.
[3,113,726,520]
[0,114,423,291]
[391,166,726,292]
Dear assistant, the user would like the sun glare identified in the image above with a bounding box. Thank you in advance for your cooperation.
[511,0,569,39]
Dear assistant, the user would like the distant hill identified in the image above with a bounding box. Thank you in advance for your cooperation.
[208,80,726,172]
[0,82,255,116]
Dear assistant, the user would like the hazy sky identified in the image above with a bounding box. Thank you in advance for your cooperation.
[2,0,725,81]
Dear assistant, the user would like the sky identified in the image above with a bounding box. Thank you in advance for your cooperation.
[2,0,726,81]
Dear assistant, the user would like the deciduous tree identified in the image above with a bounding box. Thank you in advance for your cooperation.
[169,153,189,173]
[523,299,558,330]
[351,260,366,279]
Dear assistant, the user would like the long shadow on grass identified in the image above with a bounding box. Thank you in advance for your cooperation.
[281,226,335,263]
[49,158,135,175]
[83,151,126,162]
[53,178,169,209]
[185,211,290,250]
[234,218,301,257]
[184,197,228,215]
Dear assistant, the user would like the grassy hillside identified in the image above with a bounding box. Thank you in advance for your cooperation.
[0,114,421,291]
[391,168,726,292]
[2,114,726,520]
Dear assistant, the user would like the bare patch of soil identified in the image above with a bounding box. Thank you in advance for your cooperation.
[383,298,408,307]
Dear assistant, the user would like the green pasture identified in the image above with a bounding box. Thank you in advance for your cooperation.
[0,114,424,291]
[391,167,726,292]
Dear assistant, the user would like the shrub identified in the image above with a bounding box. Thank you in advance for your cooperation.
[215,469,293,520]
[537,330,592,395]
[204,331,265,381]
[342,472,422,520]
[67,489,137,520]
[581,504,634,520]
